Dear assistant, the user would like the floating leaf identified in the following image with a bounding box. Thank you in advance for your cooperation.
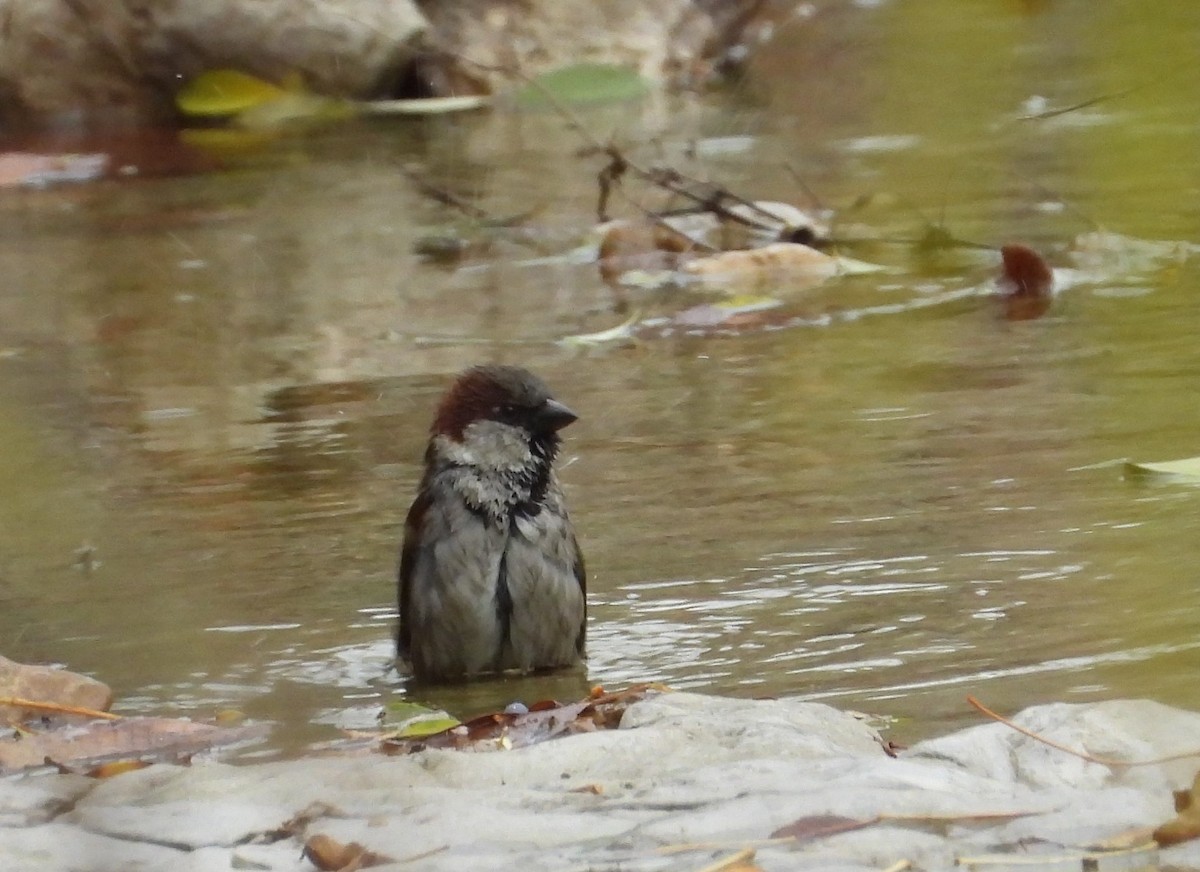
[516,63,649,107]
[1000,244,1054,297]
[558,312,641,347]
[597,219,696,283]
[362,95,490,115]
[672,296,783,329]
[1124,457,1200,481]
[998,243,1054,321]
[176,69,289,117]
[682,243,882,291]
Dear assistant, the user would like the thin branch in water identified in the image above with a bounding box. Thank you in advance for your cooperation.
[1018,84,1143,121]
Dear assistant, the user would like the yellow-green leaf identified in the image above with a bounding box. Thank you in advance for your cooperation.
[1125,457,1200,481]
[516,63,649,108]
[176,69,290,117]
[395,716,462,738]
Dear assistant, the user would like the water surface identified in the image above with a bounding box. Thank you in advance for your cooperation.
[2,0,1199,752]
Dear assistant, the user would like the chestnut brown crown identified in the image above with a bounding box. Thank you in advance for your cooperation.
[432,365,577,441]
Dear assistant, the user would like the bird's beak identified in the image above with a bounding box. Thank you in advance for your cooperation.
[536,398,578,432]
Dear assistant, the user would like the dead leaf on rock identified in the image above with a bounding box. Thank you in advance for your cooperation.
[380,684,664,754]
[770,814,877,842]
[0,715,267,774]
[1154,770,1200,847]
[695,846,762,872]
[84,759,152,779]
[303,833,392,871]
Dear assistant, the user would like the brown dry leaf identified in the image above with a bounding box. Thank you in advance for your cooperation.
[0,655,113,724]
[770,814,878,841]
[302,834,392,871]
[682,242,839,289]
[598,219,696,283]
[1154,770,1200,847]
[695,847,762,872]
[998,243,1053,321]
[0,716,266,774]
[85,759,153,779]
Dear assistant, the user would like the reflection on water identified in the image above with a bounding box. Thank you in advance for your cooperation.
[2,1,1200,755]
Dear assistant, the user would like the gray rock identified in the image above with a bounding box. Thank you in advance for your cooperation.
[3,694,1199,872]
[0,0,425,119]
[909,699,1200,791]
[0,774,92,827]
[0,821,189,871]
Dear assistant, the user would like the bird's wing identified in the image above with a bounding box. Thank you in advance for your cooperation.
[396,486,434,658]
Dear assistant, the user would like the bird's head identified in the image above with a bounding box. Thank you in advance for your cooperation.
[431,365,577,473]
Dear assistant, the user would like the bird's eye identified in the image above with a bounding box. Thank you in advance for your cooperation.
[494,403,519,419]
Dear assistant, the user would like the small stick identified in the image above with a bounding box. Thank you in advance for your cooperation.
[694,846,756,872]
[967,696,1200,767]
[657,838,794,855]
[0,697,121,721]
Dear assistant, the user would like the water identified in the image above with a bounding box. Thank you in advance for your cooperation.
[2,0,1199,754]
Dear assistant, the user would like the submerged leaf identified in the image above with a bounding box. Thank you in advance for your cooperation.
[176,69,289,117]
[516,63,649,107]
[234,93,354,129]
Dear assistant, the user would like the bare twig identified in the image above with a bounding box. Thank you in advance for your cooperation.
[967,695,1200,768]
[0,697,121,721]
[693,846,756,872]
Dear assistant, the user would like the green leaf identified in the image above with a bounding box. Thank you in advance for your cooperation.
[176,69,289,117]
[380,700,461,738]
[1125,457,1200,481]
[395,716,462,739]
[516,63,649,107]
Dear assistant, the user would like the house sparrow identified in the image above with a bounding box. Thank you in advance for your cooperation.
[397,365,586,682]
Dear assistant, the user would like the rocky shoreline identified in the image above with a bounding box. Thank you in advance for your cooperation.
[0,0,768,123]
[4,691,1200,871]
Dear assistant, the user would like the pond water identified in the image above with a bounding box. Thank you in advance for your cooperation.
[2,1,1199,755]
